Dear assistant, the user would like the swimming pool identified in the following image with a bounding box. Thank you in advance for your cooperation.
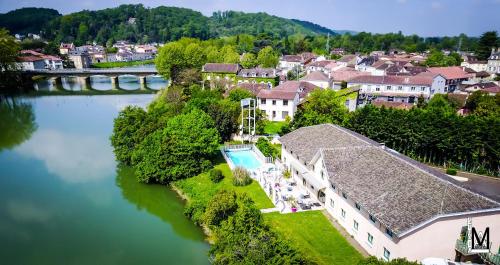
[225,149,263,170]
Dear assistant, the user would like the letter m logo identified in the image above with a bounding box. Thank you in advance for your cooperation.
[471,227,490,253]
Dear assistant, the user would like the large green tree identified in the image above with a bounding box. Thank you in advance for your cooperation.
[257,46,279,68]
[475,31,499,61]
[110,106,148,165]
[292,89,349,128]
[0,28,21,91]
[132,109,220,183]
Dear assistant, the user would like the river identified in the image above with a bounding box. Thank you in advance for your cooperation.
[0,95,210,264]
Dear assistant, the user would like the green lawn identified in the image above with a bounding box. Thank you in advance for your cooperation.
[174,162,274,209]
[91,59,154,68]
[264,211,363,265]
[264,121,286,135]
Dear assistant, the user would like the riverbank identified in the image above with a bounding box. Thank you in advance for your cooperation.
[171,159,364,265]
[91,59,155,68]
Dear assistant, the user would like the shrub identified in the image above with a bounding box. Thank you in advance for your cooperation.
[209,168,224,183]
[446,168,458,175]
[203,190,238,227]
[184,200,206,225]
[255,137,276,157]
[232,167,252,186]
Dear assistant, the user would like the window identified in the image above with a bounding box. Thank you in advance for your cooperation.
[367,233,374,245]
[272,100,276,105]
[383,248,391,261]
[421,86,426,91]
[410,86,416,91]
[342,192,347,199]
[282,111,289,119]
[386,228,394,238]
[353,220,359,231]
[320,171,324,179]
[386,85,392,90]
[341,209,346,218]
[310,185,315,190]
[261,99,266,104]
[369,215,376,223]
[387,96,394,102]
[355,203,361,210]
[330,198,334,208]
[331,183,336,190]
[272,111,276,118]
[376,87,380,91]
[283,100,288,106]
[398,86,403,91]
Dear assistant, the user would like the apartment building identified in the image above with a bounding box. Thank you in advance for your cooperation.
[279,124,500,262]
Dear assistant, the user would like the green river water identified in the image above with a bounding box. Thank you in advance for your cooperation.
[0,95,209,265]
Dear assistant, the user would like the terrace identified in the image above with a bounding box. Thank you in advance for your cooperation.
[222,144,323,213]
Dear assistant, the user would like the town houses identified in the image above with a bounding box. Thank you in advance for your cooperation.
[16,50,63,70]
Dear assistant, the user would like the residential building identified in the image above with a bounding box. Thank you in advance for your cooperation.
[426,66,472,92]
[347,74,446,104]
[330,69,368,90]
[337,54,360,68]
[237,68,278,87]
[256,81,318,121]
[464,82,500,95]
[300,71,332,88]
[460,55,488,73]
[305,60,337,74]
[68,51,92,69]
[278,53,318,73]
[280,124,500,262]
[331,48,345,56]
[487,48,500,75]
[17,50,63,70]
[202,63,242,88]
[59,43,75,55]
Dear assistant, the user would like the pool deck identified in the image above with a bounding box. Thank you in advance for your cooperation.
[223,144,323,214]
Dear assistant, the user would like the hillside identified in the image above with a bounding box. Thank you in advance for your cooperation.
[1,5,340,45]
[0,7,61,35]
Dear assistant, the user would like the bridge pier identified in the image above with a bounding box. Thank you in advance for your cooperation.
[53,76,63,90]
[80,76,92,91]
[110,76,119,90]
[139,76,147,90]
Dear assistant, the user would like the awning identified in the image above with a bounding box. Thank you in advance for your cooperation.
[300,171,326,190]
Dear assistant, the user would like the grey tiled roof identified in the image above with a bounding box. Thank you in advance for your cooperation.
[279,124,375,163]
[280,124,500,237]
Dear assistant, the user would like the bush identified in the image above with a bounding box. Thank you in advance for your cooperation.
[232,167,252,186]
[209,168,224,183]
[446,168,458,175]
[255,137,276,157]
[203,190,238,227]
[184,200,206,225]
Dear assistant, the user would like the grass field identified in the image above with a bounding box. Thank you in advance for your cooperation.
[264,121,287,135]
[174,162,274,209]
[264,211,363,265]
[91,59,154,68]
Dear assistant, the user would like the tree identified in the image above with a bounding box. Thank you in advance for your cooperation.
[292,89,349,129]
[255,137,277,158]
[257,46,278,68]
[358,256,419,265]
[240,52,257,68]
[476,31,499,61]
[0,98,37,151]
[203,190,238,227]
[220,45,240,64]
[0,28,21,91]
[183,43,206,69]
[206,100,240,142]
[155,42,186,83]
[228,88,254,102]
[110,106,148,165]
[132,109,220,183]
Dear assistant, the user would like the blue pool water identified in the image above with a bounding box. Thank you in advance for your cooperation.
[225,149,263,170]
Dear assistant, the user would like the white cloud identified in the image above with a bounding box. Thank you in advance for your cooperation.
[5,200,53,223]
[15,129,116,183]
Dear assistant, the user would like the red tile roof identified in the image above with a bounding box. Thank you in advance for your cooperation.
[330,69,367,82]
[348,75,434,86]
[301,71,330,82]
[202,63,240,73]
[427,66,472,80]
[257,81,319,100]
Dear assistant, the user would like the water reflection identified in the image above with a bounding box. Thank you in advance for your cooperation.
[116,165,205,241]
[0,98,37,151]
[15,128,116,183]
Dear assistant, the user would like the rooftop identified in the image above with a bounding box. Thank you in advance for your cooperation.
[280,124,500,237]
[202,63,241,74]
[348,75,435,86]
[427,66,472,80]
[301,71,330,82]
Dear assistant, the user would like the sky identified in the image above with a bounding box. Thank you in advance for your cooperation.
[1,0,499,37]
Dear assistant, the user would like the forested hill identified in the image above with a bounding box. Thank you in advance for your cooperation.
[0,7,61,35]
[0,5,339,45]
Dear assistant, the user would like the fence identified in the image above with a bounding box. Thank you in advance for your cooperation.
[223,144,274,166]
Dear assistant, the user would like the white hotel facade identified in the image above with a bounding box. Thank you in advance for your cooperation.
[279,124,500,262]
